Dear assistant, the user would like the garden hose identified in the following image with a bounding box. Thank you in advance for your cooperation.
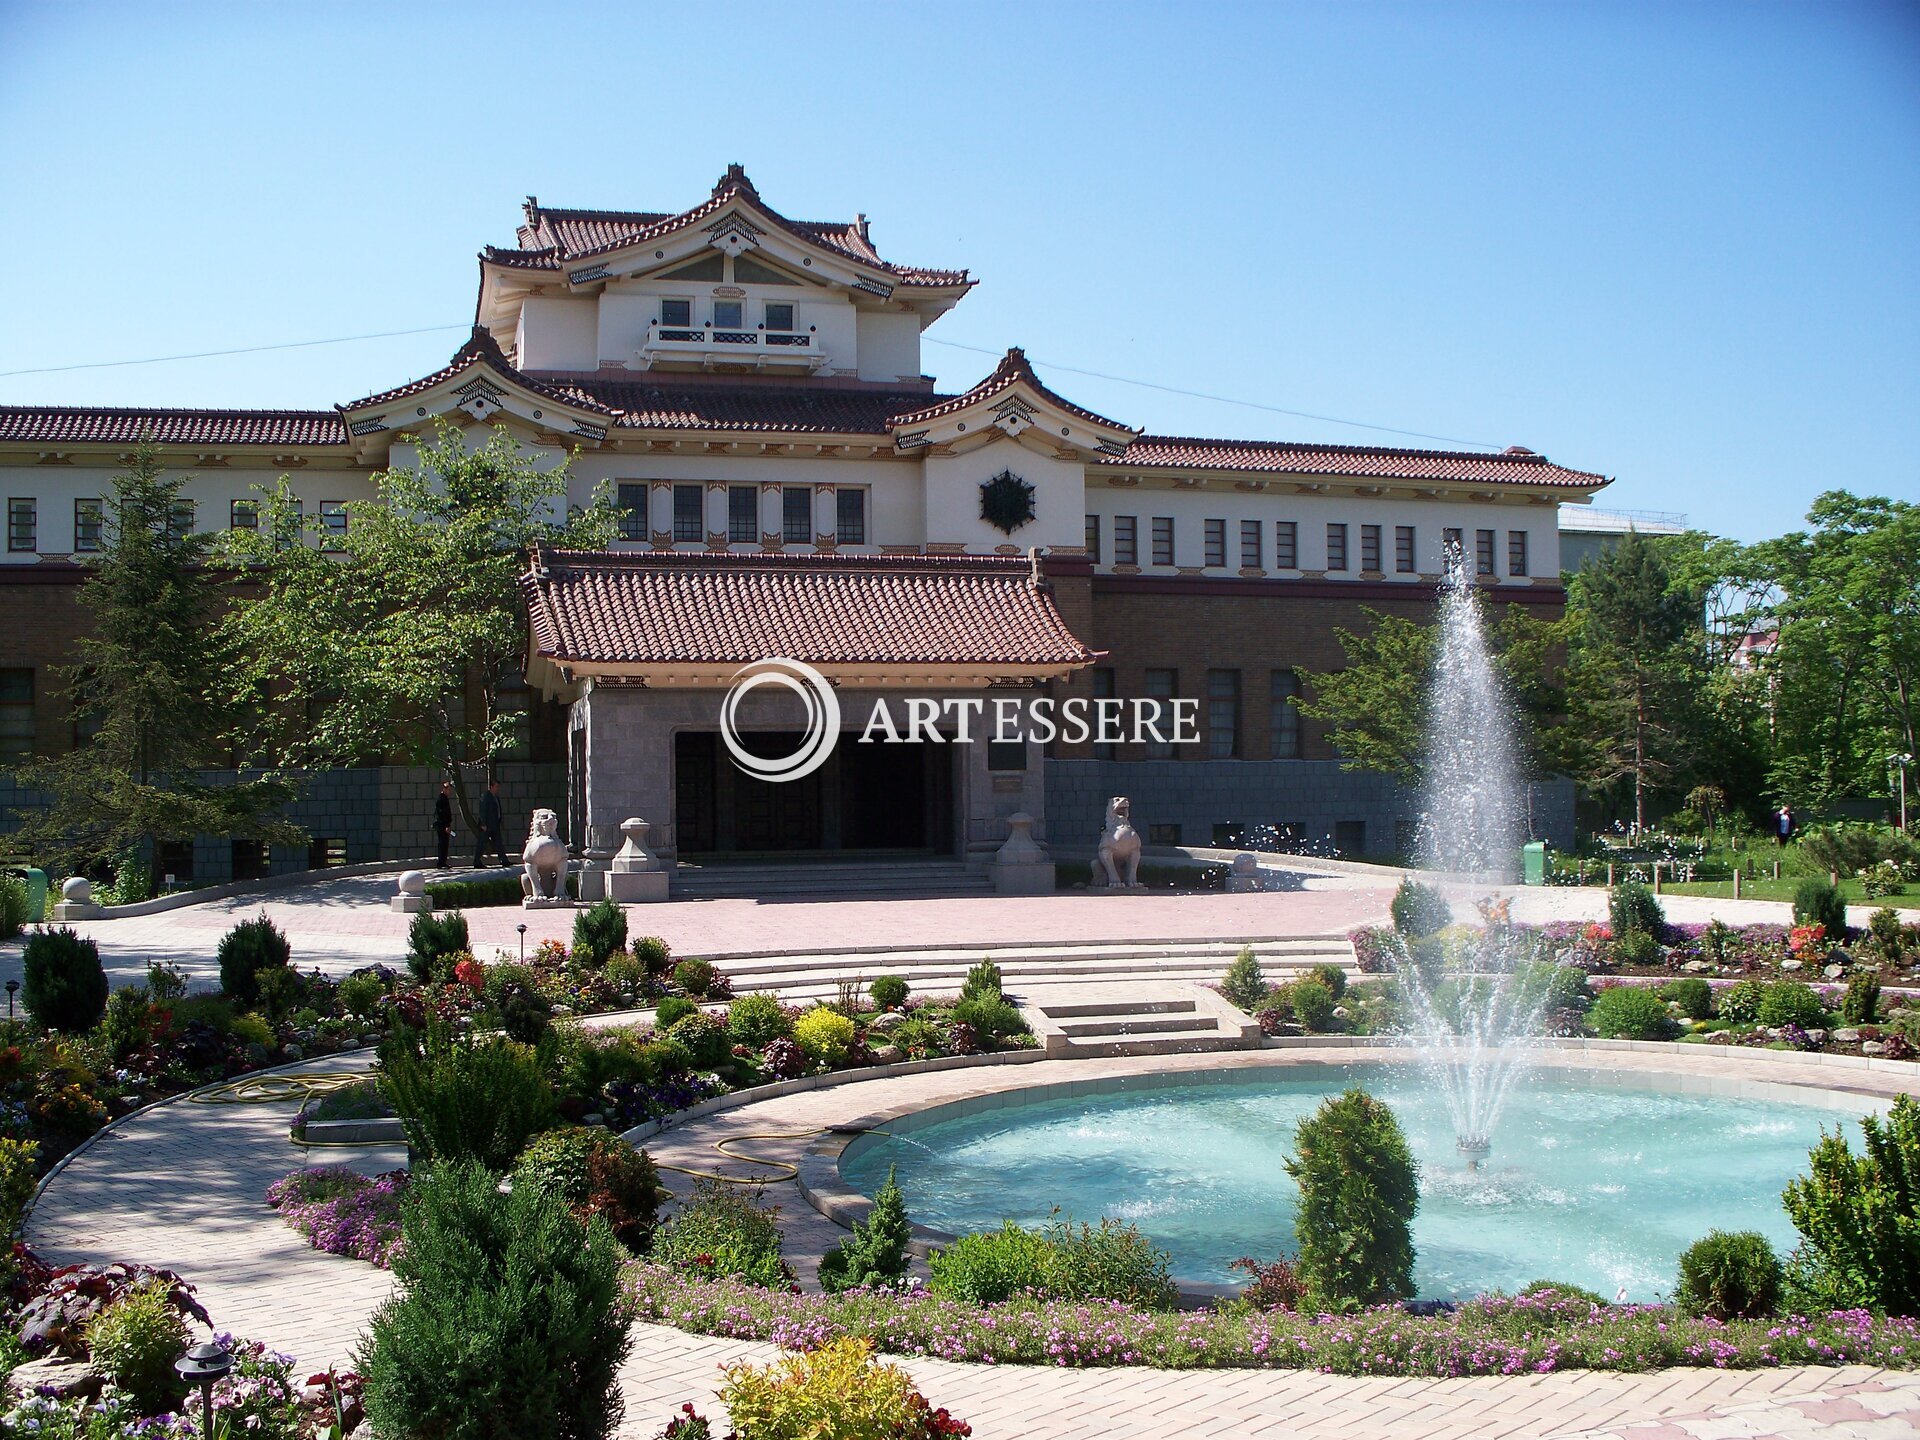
[652,1126,896,1187]
[186,1071,390,1148]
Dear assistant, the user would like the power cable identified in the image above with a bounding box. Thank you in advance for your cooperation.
[0,324,469,379]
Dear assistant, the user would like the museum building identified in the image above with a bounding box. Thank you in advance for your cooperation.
[0,167,1608,881]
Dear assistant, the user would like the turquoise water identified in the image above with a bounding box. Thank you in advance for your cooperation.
[839,1069,1876,1301]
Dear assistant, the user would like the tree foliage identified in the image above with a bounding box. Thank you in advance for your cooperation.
[13,443,299,878]
[220,422,619,829]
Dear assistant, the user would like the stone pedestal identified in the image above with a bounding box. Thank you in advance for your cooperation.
[50,877,104,922]
[1224,853,1261,894]
[991,812,1056,896]
[389,869,432,914]
[607,816,670,903]
[575,861,606,903]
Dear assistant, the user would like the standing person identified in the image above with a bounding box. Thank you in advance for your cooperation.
[433,781,454,870]
[1775,803,1793,847]
[475,777,509,868]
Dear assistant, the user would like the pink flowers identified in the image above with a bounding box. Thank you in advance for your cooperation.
[266,1166,408,1267]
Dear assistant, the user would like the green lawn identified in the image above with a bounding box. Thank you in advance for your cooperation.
[1660,876,1919,910]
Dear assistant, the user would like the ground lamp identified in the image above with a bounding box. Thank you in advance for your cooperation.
[4,980,14,1020]
[175,1338,233,1437]
[1893,753,1913,831]
[518,922,527,960]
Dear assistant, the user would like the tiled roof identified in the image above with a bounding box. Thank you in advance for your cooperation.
[891,348,1137,435]
[1102,436,1609,488]
[341,328,616,416]
[523,550,1096,669]
[496,169,971,290]
[553,377,948,436]
[0,406,347,447]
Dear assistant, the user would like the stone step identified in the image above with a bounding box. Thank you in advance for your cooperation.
[714,937,1353,974]
[1019,982,1265,1060]
[1039,997,1201,1019]
[1052,1029,1264,1059]
[1057,1013,1220,1039]
[724,960,1351,998]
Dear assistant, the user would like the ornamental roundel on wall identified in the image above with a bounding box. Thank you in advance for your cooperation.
[979,469,1037,535]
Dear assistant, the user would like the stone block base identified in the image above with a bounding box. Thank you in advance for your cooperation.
[49,902,104,922]
[389,894,432,913]
[1224,875,1261,894]
[607,869,670,903]
[522,895,574,910]
[991,862,1055,896]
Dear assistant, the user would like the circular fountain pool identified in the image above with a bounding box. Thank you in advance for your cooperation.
[838,1064,1881,1301]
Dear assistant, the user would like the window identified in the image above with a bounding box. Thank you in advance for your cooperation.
[836,488,866,545]
[1084,513,1100,562]
[1143,668,1177,758]
[1334,820,1367,856]
[7,499,34,552]
[1204,518,1226,568]
[660,298,692,328]
[166,499,194,540]
[728,485,758,543]
[1326,523,1348,572]
[1151,517,1174,566]
[764,301,794,332]
[1092,666,1117,760]
[1361,524,1382,572]
[1240,519,1262,569]
[1270,670,1302,758]
[0,669,31,760]
[1508,529,1529,577]
[1395,525,1415,574]
[229,498,258,531]
[1113,515,1138,566]
[783,487,813,544]
[74,499,103,553]
[320,501,348,549]
[1148,823,1182,845]
[1443,527,1464,562]
[159,840,195,884]
[673,483,704,542]
[1476,528,1496,576]
[307,837,347,871]
[232,839,271,883]
[712,298,744,330]
[1207,669,1241,758]
[1275,521,1298,570]
[986,740,1026,772]
[617,482,648,540]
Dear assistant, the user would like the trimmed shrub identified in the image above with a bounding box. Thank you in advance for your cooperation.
[1757,980,1827,1031]
[1675,1230,1781,1321]
[1782,1094,1920,1315]
[1609,879,1664,940]
[654,995,697,1029]
[819,1166,911,1294]
[672,958,722,998]
[1869,908,1907,964]
[1307,962,1348,1000]
[1615,929,1662,966]
[0,873,30,940]
[868,975,910,1011]
[216,913,292,1004]
[1039,1216,1177,1308]
[376,1022,556,1172]
[719,1336,965,1440]
[22,926,108,1032]
[1587,985,1675,1040]
[1230,1255,1306,1311]
[726,993,792,1048]
[484,963,555,1044]
[1390,879,1452,939]
[85,1278,189,1414]
[632,935,673,975]
[512,1128,662,1252]
[0,1137,39,1242]
[1659,977,1714,1021]
[1720,978,1767,1025]
[927,1223,1050,1304]
[572,899,628,969]
[338,970,387,1021]
[1284,1089,1418,1311]
[358,1159,630,1440]
[1793,877,1847,939]
[424,874,527,909]
[960,959,1003,1002]
[1861,861,1905,899]
[951,992,1025,1042]
[1520,1278,1610,1307]
[793,1007,856,1066]
[1285,976,1338,1033]
[654,1178,791,1288]
[1843,971,1881,1027]
[664,1011,731,1068]
[406,909,470,981]
[1220,946,1266,1011]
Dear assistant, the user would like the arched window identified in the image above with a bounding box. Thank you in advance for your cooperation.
[1270,669,1302,759]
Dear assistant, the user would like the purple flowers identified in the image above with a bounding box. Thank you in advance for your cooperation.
[266,1166,408,1267]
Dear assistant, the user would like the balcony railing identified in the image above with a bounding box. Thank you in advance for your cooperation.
[637,321,825,371]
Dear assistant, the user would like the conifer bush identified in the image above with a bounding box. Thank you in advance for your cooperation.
[1586,984,1675,1040]
[959,959,1003,1002]
[1389,879,1452,939]
[1674,1230,1781,1321]
[726,992,792,1048]
[819,1167,911,1293]
[512,1128,662,1252]
[1781,1094,1920,1315]
[1793,877,1847,939]
[376,1021,556,1172]
[1220,946,1266,1010]
[216,913,291,1004]
[406,909,470,981]
[1756,979,1827,1030]
[1608,878,1664,941]
[869,975,910,1010]
[1284,976,1338,1032]
[571,899,627,969]
[1284,1089,1418,1311]
[360,1159,631,1440]
[793,1007,857,1066]
[1659,976,1714,1021]
[1843,971,1881,1026]
[22,926,108,1032]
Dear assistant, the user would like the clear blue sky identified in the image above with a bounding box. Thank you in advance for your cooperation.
[2,0,1915,542]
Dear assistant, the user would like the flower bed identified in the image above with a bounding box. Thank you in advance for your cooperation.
[623,1265,1919,1375]
[265,1167,408,1268]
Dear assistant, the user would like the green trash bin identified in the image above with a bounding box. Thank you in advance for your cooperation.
[4,866,47,922]
[1521,841,1547,886]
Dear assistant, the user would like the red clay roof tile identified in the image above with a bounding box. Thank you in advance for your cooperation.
[0,407,347,447]
[1104,435,1609,488]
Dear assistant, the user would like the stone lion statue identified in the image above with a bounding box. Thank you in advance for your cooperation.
[1091,795,1143,889]
[521,808,569,902]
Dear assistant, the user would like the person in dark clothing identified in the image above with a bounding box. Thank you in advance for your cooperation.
[1776,804,1794,846]
[475,778,509,868]
[433,781,454,869]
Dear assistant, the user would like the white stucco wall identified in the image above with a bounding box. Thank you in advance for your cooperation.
[922,437,1086,552]
[516,297,599,372]
[855,311,922,382]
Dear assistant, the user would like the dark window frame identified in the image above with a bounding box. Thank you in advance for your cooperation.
[1084,513,1101,563]
[1326,522,1348,572]
[1361,523,1382,572]
[1395,524,1415,573]
[673,483,705,543]
[835,488,866,545]
[1207,668,1241,759]
[1240,518,1262,569]
[728,485,759,544]
[1203,518,1226,568]
[1508,529,1529,577]
[783,486,813,544]
[617,482,648,541]
[1114,515,1138,566]
[1270,669,1302,759]
[1275,520,1298,570]
[1151,516,1174,566]
[7,498,35,553]
[74,498,104,553]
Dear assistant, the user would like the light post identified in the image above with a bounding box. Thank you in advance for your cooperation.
[1893,753,1913,831]
[175,1338,233,1438]
[517,922,527,962]
[4,980,15,1021]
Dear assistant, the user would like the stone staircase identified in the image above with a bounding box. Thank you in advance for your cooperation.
[669,858,991,900]
[1018,983,1265,1058]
